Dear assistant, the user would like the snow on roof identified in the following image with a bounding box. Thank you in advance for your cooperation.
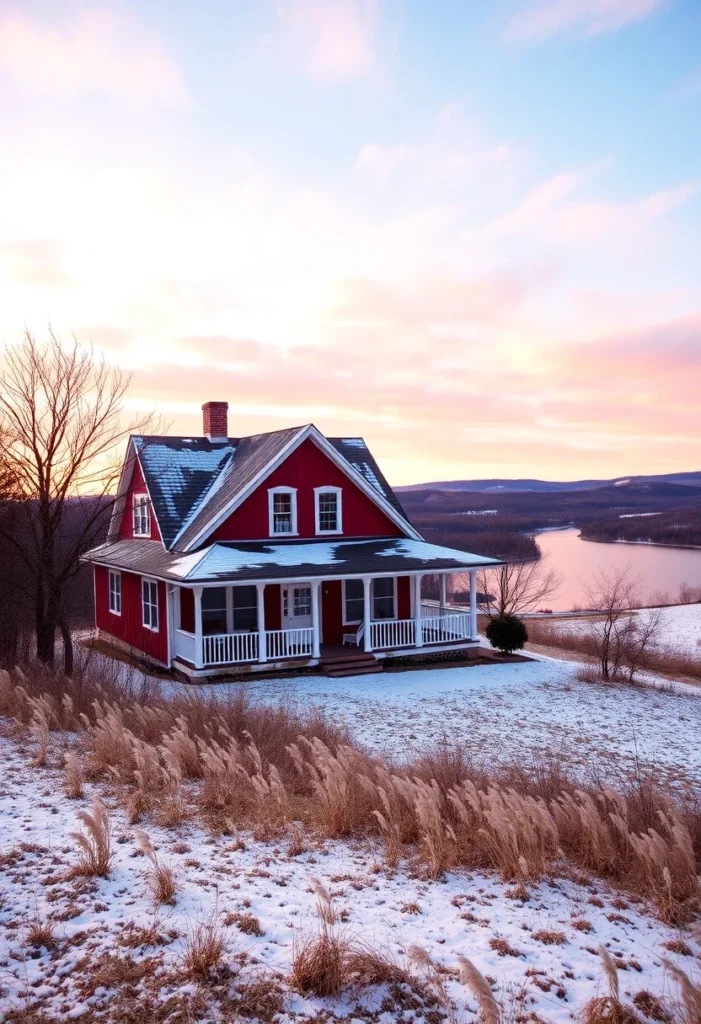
[375,540,500,567]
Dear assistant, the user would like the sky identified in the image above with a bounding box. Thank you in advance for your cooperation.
[0,0,699,485]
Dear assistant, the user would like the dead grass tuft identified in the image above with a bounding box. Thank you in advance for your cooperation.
[136,829,177,904]
[182,914,229,982]
[69,795,112,877]
[532,929,567,945]
[63,752,83,799]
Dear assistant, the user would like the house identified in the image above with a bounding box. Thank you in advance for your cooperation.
[83,402,500,678]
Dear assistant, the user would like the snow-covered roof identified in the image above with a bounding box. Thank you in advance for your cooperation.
[84,537,501,583]
[122,427,411,551]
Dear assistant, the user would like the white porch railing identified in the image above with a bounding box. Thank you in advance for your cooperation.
[370,618,416,649]
[266,628,314,659]
[174,629,197,664]
[203,631,259,666]
[420,612,471,644]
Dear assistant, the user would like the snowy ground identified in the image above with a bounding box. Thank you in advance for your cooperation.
[1,733,698,1024]
[172,655,701,790]
[540,603,701,658]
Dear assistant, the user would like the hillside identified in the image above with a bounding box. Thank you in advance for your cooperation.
[397,470,701,494]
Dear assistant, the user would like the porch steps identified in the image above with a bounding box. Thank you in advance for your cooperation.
[320,650,383,678]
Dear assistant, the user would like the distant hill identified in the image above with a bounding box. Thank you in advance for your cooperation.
[396,471,701,494]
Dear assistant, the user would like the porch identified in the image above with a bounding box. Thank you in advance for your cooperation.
[170,571,480,675]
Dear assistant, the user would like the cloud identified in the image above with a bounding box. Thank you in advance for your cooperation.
[0,239,72,289]
[268,0,381,81]
[0,9,189,105]
[506,0,665,42]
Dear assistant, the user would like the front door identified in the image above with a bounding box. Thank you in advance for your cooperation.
[281,584,313,631]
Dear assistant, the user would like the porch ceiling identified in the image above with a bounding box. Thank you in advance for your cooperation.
[83,537,500,584]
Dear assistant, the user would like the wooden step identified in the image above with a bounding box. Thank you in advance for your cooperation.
[323,661,383,678]
[321,651,377,667]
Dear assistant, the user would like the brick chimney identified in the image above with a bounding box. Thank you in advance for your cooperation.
[202,401,228,442]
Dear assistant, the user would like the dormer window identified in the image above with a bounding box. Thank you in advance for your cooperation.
[315,486,342,535]
[268,486,297,536]
[133,493,151,537]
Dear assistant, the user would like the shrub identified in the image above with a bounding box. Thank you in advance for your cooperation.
[485,614,528,655]
[182,914,229,981]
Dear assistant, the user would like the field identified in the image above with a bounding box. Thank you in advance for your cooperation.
[1,624,700,1023]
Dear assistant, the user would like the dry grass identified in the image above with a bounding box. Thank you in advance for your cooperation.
[291,923,347,997]
[64,752,83,798]
[136,830,177,904]
[531,929,567,945]
[182,914,229,982]
[3,662,701,924]
[69,795,112,877]
[580,947,643,1024]
[225,911,264,936]
[25,915,57,950]
[457,954,500,1024]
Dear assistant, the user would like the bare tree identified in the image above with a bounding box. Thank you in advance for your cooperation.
[0,328,152,673]
[584,566,662,683]
[477,558,562,619]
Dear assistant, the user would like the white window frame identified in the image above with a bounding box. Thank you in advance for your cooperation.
[314,486,342,535]
[142,578,159,631]
[108,570,122,616]
[342,578,364,625]
[268,486,298,537]
[133,492,151,537]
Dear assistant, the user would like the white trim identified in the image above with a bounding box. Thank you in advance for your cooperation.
[141,577,159,632]
[180,424,422,552]
[342,577,364,625]
[132,491,152,537]
[108,570,122,616]
[314,485,342,535]
[268,485,298,537]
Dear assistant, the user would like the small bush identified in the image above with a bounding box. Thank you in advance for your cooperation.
[182,915,229,982]
[486,614,528,655]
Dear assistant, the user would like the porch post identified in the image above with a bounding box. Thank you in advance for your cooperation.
[469,570,478,640]
[362,576,372,652]
[414,573,424,648]
[193,586,204,669]
[311,580,321,659]
[256,583,267,663]
[225,586,234,633]
[439,574,447,613]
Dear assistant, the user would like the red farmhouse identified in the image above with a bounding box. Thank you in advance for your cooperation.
[84,402,498,677]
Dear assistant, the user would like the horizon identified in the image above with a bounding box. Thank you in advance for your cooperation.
[1,1,699,485]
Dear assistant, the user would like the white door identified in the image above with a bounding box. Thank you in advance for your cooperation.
[282,584,313,630]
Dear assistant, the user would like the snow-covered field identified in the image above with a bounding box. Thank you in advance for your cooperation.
[174,654,701,789]
[1,734,698,1024]
[541,603,701,658]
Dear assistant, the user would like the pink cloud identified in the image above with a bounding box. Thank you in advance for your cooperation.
[272,0,381,81]
[507,0,666,41]
[0,9,189,105]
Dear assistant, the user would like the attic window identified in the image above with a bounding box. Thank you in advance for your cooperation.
[268,487,297,536]
[133,493,151,537]
[315,486,342,534]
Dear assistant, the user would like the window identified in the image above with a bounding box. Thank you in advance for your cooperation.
[202,587,227,635]
[293,586,312,617]
[233,585,257,632]
[108,571,121,615]
[133,493,151,537]
[315,487,342,534]
[344,579,364,624]
[372,577,395,620]
[268,487,297,536]
[142,579,159,630]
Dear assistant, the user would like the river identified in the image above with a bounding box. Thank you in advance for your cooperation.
[534,527,701,610]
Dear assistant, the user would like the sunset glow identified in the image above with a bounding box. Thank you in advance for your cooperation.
[1,0,699,484]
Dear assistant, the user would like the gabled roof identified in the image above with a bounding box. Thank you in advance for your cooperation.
[114,424,415,552]
[84,537,501,584]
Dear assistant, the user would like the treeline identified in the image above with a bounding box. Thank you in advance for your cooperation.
[0,497,108,666]
[581,508,701,548]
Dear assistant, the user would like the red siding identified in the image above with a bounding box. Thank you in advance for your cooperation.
[119,458,162,542]
[94,565,169,665]
[397,576,411,619]
[321,579,343,644]
[180,588,195,633]
[264,584,282,631]
[212,438,403,542]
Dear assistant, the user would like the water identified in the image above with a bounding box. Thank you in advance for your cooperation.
[534,528,701,610]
